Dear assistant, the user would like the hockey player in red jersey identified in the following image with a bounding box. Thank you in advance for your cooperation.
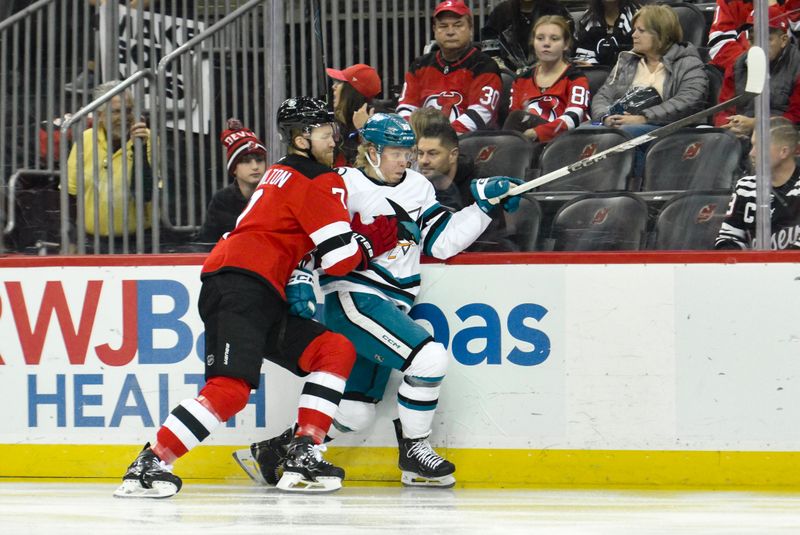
[396,0,502,133]
[114,97,399,497]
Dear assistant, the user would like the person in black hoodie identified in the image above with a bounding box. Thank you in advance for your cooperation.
[481,0,573,71]
[196,118,266,243]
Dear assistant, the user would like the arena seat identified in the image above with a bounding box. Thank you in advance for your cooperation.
[458,130,534,180]
[536,128,634,192]
[642,128,742,192]
[546,192,649,251]
[649,190,731,250]
[577,65,611,97]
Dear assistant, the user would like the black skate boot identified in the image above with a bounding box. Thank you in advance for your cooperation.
[113,442,182,498]
[276,435,345,493]
[394,418,456,488]
[232,427,293,485]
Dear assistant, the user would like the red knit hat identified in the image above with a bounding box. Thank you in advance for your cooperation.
[220,118,267,174]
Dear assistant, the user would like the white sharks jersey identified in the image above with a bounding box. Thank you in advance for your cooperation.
[319,166,492,311]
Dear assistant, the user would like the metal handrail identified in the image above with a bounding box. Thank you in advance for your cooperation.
[155,0,266,233]
[0,0,53,31]
[59,69,158,254]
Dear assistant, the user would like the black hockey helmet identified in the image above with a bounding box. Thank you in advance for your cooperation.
[276,96,336,144]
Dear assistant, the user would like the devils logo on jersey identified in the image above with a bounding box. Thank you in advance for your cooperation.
[525,95,562,123]
[682,142,703,160]
[423,91,464,121]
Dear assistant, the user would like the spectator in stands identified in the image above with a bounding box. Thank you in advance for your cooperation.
[415,120,517,251]
[415,120,475,210]
[409,107,450,140]
[714,6,800,137]
[67,80,152,249]
[706,0,800,73]
[396,0,502,133]
[326,63,382,166]
[480,0,573,71]
[504,15,590,148]
[574,0,641,67]
[590,4,708,176]
[715,116,800,250]
[196,118,267,243]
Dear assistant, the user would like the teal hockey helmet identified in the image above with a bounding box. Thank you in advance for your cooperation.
[360,113,416,153]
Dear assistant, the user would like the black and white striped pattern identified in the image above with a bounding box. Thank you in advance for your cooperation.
[311,221,360,271]
[299,372,346,419]
[162,399,220,451]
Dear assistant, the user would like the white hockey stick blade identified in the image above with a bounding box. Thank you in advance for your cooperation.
[744,45,767,95]
[232,448,269,486]
[489,46,767,203]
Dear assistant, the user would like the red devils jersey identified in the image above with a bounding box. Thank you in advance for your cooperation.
[708,0,800,70]
[509,64,590,142]
[396,46,502,133]
[202,154,363,299]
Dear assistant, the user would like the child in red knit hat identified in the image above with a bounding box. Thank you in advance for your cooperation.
[197,118,267,242]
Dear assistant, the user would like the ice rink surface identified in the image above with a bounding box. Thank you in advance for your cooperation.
[3,482,800,534]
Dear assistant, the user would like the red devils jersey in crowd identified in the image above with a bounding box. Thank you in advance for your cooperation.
[708,0,800,71]
[509,65,590,142]
[396,46,502,133]
[202,154,363,298]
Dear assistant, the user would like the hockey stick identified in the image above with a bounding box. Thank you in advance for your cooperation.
[489,46,767,204]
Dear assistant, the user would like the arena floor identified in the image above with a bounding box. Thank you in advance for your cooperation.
[2,481,800,534]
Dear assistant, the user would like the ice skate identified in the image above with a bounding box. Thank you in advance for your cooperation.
[276,435,344,493]
[394,419,456,488]
[232,427,293,485]
[113,443,182,498]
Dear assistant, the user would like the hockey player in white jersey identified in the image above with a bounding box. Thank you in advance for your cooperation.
[235,113,521,487]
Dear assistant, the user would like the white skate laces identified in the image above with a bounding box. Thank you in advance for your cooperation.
[406,439,445,470]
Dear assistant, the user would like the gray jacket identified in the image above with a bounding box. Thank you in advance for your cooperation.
[734,44,800,117]
[590,42,708,125]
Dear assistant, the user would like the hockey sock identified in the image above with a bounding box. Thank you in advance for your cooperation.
[295,331,356,444]
[397,342,448,439]
[152,376,250,463]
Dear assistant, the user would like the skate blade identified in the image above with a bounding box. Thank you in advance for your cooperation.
[401,471,456,488]
[113,479,179,498]
[232,449,269,486]
[276,472,342,493]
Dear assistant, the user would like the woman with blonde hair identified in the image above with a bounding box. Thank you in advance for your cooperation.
[504,15,590,144]
[590,4,708,176]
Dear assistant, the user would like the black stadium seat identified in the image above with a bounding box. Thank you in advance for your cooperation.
[650,190,732,250]
[577,65,611,97]
[458,130,534,179]
[547,192,649,251]
[536,128,634,192]
[642,128,743,192]
[667,2,708,47]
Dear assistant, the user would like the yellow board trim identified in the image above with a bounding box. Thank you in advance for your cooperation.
[3,445,800,489]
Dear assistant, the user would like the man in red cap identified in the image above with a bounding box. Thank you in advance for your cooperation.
[396,0,502,133]
[197,118,268,243]
[714,4,800,136]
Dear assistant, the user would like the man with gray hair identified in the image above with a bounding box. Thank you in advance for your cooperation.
[66,80,152,251]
